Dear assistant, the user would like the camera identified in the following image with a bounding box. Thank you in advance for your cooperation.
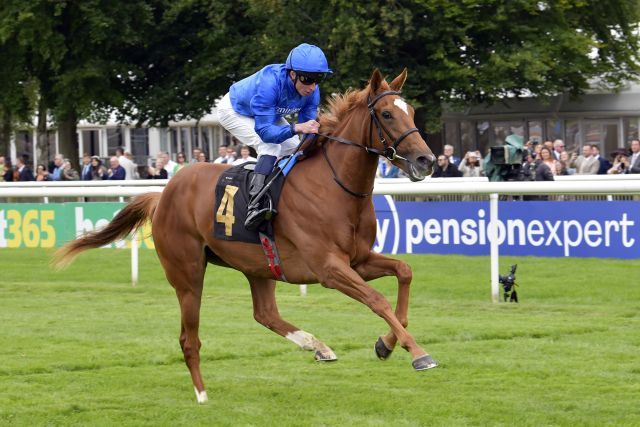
[498,264,518,302]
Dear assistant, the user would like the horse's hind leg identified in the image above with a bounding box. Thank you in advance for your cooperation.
[354,251,413,360]
[246,275,336,361]
[157,242,208,403]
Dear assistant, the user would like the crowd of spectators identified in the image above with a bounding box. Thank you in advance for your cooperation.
[0,143,259,182]
[2,139,639,183]
[373,138,640,181]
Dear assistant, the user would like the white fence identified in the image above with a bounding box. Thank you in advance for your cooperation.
[1,176,639,301]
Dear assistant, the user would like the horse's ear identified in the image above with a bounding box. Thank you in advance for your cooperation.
[389,68,408,92]
[369,69,384,94]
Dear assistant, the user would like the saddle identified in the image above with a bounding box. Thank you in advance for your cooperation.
[213,162,286,244]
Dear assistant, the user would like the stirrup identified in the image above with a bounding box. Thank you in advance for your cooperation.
[245,197,277,231]
[245,207,278,231]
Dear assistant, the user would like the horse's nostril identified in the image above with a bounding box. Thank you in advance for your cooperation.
[416,155,433,169]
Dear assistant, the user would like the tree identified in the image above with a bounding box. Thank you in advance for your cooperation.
[240,0,640,131]
[0,0,157,166]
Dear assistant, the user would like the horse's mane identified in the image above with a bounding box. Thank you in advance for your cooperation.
[318,79,390,135]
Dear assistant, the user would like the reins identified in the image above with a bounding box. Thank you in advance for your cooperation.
[318,90,420,198]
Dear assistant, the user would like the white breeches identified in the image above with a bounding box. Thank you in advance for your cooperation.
[217,93,300,158]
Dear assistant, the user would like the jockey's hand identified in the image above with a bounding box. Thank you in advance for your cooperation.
[295,120,320,134]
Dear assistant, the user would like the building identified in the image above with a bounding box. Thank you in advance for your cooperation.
[437,82,640,158]
[10,110,234,170]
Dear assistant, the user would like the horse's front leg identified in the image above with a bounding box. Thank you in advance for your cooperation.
[318,254,436,371]
[245,275,337,361]
[354,251,413,360]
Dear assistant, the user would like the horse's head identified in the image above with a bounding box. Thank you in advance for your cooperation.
[367,69,435,180]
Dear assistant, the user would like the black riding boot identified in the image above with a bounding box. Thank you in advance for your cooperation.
[244,173,277,230]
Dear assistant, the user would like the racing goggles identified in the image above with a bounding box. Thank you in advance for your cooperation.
[296,72,326,85]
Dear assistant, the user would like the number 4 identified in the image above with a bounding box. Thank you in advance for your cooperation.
[216,185,239,236]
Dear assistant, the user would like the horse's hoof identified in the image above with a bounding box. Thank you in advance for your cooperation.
[374,337,394,360]
[314,349,337,362]
[412,354,438,371]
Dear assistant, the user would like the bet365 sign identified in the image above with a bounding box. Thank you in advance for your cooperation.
[0,203,153,249]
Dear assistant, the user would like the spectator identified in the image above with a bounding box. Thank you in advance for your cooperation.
[432,154,462,178]
[559,151,576,175]
[173,152,187,175]
[115,147,136,180]
[543,140,554,152]
[0,155,5,181]
[458,151,484,177]
[443,144,460,167]
[533,142,543,157]
[628,139,640,174]
[80,153,92,180]
[539,147,558,175]
[224,146,237,164]
[197,152,208,163]
[125,151,140,179]
[232,145,257,166]
[61,159,79,181]
[377,158,402,178]
[2,158,13,182]
[191,148,201,164]
[570,145,599,174]
[15,156,35,181]
[89,156,108,180]
[607,150,630,175]
[555,160,569,176]
[35,164,51,181]
[213,146,228,164]
[148,157,168,179]
[590,144,611,174]
[553,139,565,160]
[107,156,126,180]
[51,154,64,181]
[522,153,554,200]
[158,151,177,178]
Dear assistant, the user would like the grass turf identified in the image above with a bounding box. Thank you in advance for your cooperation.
[0,248,639,426]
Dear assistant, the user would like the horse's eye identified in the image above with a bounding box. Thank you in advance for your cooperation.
[382,111,392,119]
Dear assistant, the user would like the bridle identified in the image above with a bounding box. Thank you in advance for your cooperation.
[318,90,420,198]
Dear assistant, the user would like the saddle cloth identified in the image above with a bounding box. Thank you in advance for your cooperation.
[213,162,285,244]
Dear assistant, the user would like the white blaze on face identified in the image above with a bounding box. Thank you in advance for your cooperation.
[394,98,409,115]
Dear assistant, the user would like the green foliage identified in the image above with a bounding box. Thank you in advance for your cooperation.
[0,249,639,425]
[1,0,639,134]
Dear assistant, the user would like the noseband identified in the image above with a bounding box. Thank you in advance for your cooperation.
[318,91,420,197]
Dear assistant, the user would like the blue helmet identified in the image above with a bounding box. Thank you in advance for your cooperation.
[285,43,333,74]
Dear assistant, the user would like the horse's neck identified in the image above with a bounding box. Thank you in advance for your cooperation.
[320,109,379,198]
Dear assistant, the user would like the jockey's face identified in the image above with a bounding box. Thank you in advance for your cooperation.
[289,71,317,97]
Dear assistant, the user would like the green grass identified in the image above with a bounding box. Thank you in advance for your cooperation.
[0,249,639,426]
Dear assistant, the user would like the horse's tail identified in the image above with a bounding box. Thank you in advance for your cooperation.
[52,192,161,269]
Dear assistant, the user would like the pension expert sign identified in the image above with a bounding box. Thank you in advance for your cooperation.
[1,200,638,258]
[373,196,639,259]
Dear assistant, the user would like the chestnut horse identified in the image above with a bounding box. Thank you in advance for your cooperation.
[54,69,436,403]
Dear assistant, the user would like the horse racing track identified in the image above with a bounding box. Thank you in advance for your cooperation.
[1,249,638,425]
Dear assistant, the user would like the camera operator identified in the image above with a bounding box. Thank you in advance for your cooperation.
[521,147,554,200]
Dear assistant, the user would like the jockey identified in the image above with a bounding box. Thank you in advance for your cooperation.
[217,43,332,229]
